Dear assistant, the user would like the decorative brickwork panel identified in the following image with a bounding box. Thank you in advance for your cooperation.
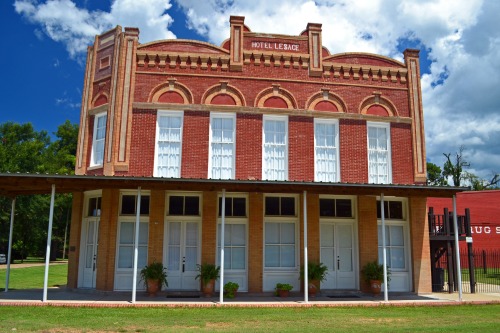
[339,119,368,183]
[128,109,157,176]
[235,113,262,180]
[391,123,414,184]
[182,111,210,178]
[289,116,314,181]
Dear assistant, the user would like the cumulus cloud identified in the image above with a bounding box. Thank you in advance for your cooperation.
[14,0,176,59]
[14,0,500,180]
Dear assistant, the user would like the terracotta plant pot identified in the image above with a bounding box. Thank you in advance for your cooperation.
[278,289,290,298]
[146,279,160,297]
[202,279,215,297]
[370,279,382,296]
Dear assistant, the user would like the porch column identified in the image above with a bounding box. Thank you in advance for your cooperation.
[131,187,142,304]
[219,189,226,304]
[452,195,463,301]
[42,184,56,302]
[303,191,308,303]
[381,193,389,302]
[5,197,16,292]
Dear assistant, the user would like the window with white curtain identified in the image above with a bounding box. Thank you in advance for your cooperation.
[154,111,183,178]
[367,122,391,184]
[314,119,339,182]
[91,112,107,166]
[263,116,288,180]
[209,113,235,179]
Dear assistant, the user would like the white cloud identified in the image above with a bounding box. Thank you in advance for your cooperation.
[14,0,500,180]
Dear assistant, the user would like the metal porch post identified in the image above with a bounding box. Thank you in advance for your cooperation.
[465,208,475,293]
[132,187,142,304]
[452,195,463,301]
[381,193,389,302]
[303,191,308,303]
[219,189,226,304]
[5,197,16,292]
[42,184,56,302]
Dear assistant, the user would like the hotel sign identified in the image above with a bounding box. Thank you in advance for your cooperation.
[251,41,300,52]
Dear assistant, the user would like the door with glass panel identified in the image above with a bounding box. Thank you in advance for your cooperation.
[320,223,355,289]
[81,218,99,288]
[166,221,200,290]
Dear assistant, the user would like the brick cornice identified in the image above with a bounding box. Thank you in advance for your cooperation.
[323,62,408,83]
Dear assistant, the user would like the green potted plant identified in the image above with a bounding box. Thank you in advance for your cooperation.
[300,262,328,297]
[223,281,239,298]
[361,260,390,295]
[140,261,168,296]
[195,263,220,297]
[275,283,293,297]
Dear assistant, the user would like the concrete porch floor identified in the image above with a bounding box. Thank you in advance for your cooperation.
[1,287,499,307]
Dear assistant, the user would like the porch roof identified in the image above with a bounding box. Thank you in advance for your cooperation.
[0,173,467,198]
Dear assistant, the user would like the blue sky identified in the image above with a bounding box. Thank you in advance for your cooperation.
[1,0,499,182]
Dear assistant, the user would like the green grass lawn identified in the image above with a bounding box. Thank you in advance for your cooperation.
[0,263,68,289]
[0,304,498,332]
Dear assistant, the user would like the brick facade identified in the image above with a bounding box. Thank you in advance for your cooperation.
[68,16,435,295]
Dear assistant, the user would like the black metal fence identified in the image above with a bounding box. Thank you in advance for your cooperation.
[435,249,500,293]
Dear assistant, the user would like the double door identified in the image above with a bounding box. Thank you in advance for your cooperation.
[320,222,356,289]
[165,221,200,290]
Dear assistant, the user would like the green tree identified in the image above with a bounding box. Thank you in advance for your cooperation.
[427,162,447,186]
[44,120,79,174]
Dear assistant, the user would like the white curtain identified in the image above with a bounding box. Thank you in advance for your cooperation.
[211,117,234,179]
[93,114,107,165]
[315,122,338,182]
[157,115,182,177]
[264,119,286,180]
[368,126,389,184]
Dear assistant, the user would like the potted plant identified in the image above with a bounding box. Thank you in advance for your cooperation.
[195,263,220,297]
[300,262,328,297]
[140,261,168,297]
[361,260,390,295]
[223,281,239,298]
[275,283,293,297]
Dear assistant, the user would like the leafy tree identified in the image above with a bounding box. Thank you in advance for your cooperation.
[427,162,447,186]
[0,121,78,261]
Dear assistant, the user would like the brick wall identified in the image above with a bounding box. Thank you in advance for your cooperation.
[409,196,431,293]
[148,190,165,263]
[357,195,378,292]
[67,191,84,289]
[248,192,263,292]
[182,111,210,178]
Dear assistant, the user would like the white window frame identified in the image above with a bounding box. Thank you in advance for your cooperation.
[262,115,288,180]
[208,112,236,179]
[263,194,298,270]
[90,112,107,167]
[314,118,340,182]
[377,197,412,292]
[154,111,184,178]
[367,121,392,184]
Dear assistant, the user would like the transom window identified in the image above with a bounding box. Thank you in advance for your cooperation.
[314,119,339,182]
[263,116,288,180]
[319,198,352,218]
[209,113,235,179]
[265,196,295,216]
[154,111,183,178]
[367,122,391,184]
[120,194,150,215]
[218,197,246,217]
[377,200,404,220]
[91,112,107,166]
[87,196,102,217]
[168,195,200,216]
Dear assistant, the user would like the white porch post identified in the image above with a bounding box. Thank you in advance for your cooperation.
[452,195,463,301]
[303,191,308,303]
[42,184,56,302]
[131,187,142,304]
[219,189,226,304]
[5,197,16,292]
[381,193,389,302]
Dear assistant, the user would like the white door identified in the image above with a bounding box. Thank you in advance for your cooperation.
[320,223,355,289]
[166,221,200,290]
[81,218,99,288]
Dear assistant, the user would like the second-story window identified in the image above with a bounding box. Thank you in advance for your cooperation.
[91,112,107,166]
[154,111,183,178]
[209,113,235,179]
[367,122,391,184]
[314,119,339,182]
[263,115,288,180]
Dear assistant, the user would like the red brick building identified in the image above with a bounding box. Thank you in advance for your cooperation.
[63,16,461,295]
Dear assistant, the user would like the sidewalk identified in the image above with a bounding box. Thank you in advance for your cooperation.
[1,287,499,307]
